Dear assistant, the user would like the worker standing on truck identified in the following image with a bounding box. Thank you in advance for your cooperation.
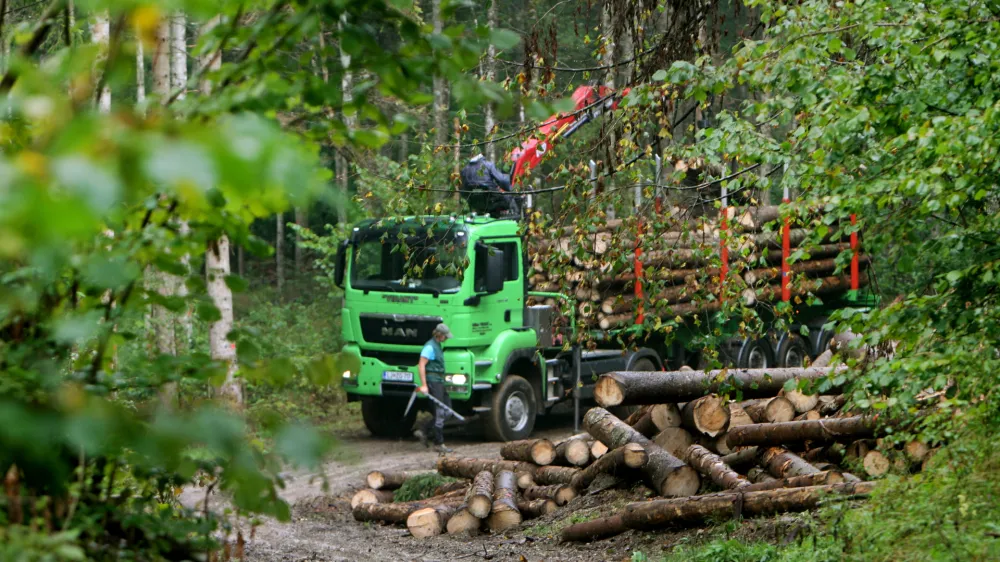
[460,153,521,216]
[414,323,455,453]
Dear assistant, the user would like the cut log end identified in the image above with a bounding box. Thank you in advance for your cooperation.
[594,376,625,407]
[863,450,890,477]
[661,465,701,497]
[784,389,820,414]
[486,507,522,532]
[622,443,648,468]
[532,441,557,466]
[555,486,578,506]
[351,489,393,509]
[365,471,385,490]
[446,509,481,535]
[516,471,535,490]
[407,507,446,538]
[561,439,592,467]
[591,441,609,459]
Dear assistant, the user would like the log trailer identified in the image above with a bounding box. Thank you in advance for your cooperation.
[335,86,877,441]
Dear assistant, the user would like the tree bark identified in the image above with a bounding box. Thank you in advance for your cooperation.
[684,444,749,490]
[726,416,878,448]
[739,397,796,423]
[780,388,820,414]
[276,211,284,292]
[595,368,844,407]
[482,0,497,161]
[467,471,494,518]
[618,482,876,533]
[518,498,557,519]
[351,488,394,509]
[207,236,241,407]
[721,446,759,470]
[740,470,845,493]
[365,469,437,490]
[680,395,730,437]
[446,507,481,535]
[486,470,521,531]
[500,439,556,466]
[352,489,465,524]
[554,435,592,467]
[170,12,186,99]
[436,457,537,480]
[760,447,821,478]
[407,503,461,538]
[584,407,700,497]
[431,0,447,150]
[571,443,648,490]
[294,207,306,276]
[533,465,580,486]
[560,514,628,543]
[135,36,145,103]
[747,467,776,484]
[624,405,657,437]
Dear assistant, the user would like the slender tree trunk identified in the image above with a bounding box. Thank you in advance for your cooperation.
[294,207,306,276]
[90,12,110,111]
[276,212,284,293]
[153,20,170,100]
[483,0,497,161]
[337,18,353,223]
[431,0,446,152]
[170,12,186,100]
[201,15,240,408]
[135,35,145,104]
[398,132,408,163]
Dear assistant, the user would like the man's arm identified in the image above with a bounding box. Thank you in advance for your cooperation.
[487,161,512,192]
[417,356,429,395]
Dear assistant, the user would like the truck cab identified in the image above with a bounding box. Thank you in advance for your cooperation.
[336,214,658,441]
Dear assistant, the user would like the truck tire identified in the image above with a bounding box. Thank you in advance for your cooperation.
[484,375,536,442]
[775,333,811,368]
[362,396,417,439]
[736,338,774,369]
[610,357,657,419]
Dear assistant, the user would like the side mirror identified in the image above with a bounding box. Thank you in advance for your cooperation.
[485,248,504,294]
[334,240,348,288]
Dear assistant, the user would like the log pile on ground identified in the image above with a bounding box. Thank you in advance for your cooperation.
[524,205,871,331]
[351,365,927,542]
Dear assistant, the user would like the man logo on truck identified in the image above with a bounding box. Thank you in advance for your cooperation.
[382,327,419,338]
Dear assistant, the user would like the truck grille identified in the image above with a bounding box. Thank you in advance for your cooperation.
[359,313,442,346]
[365,350,421,368]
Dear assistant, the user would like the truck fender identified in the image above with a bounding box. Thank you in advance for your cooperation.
[498,348,544,413]
[625,348,663,371]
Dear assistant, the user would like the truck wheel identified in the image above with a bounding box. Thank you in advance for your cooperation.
[362,397,417,439]
[737,338,774,369]
[775,334,811,368]
[611,357,657,419]
[484,375,536,442]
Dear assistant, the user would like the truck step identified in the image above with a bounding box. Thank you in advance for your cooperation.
[474,360,493,368]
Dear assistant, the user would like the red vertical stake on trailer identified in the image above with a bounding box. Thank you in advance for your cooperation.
[781,188,791,302]
[720,187,728,301]
[850,214,859,290]
[635,217,644,325]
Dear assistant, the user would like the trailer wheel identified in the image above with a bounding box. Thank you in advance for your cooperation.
[610,357,657,419]
[362,396,417,439]
[736,338,775,369]
[484,375,536,442]
[775,334,811,368]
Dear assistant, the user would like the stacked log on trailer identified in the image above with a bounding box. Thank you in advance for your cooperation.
[523,205,870,330]
[350,366,930,542]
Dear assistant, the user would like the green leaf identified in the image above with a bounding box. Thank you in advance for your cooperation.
[827,37,843,53]
[225,275,249,293]
[489,29,521,50]
[196,302,222,323]
[652,69,668,81]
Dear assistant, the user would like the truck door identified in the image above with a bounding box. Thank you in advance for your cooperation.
[472,239,524,342]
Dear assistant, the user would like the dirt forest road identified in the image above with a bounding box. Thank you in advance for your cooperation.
[182,412,670,562]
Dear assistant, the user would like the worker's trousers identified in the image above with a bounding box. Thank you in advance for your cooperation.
[421,379,452,445]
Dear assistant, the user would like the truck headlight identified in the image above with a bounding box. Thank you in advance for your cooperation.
[446,374,467,385]
[342,370,352,379]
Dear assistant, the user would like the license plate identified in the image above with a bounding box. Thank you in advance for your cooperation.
[382,370,413,383]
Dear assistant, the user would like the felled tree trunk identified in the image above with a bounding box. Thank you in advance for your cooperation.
[681,395,730,437]
[351,489,394,509]
[366,470,436,490]
[559,514,628,543]
[619,482,876,532]
[726,416,878,448]
[740,470,845,492]
[595,368,842,407]
[554,435,592,467]
[571,443,648,490]
[740,397,796,423]
[501,439,556,466]
[407,502,462,538]
[584,408,700,497]
[684,445,749,490]
[518,498,558,519]
[760,447,822,478]
[486,470,522,531]
[533,465,581,486]
[721,447,759,470]
[781,388,820,414]
[624,405,658,437]
[353,490,465,524]
[748,467,777,484]
[466,471,494,518]
[437,457,538,480]
[523,484,577,506]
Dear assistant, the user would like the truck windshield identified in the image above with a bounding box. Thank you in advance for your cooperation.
[349,227,469,294]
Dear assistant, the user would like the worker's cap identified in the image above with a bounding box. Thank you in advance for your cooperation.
[433,323,454,339]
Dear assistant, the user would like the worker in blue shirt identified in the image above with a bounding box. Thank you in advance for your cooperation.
[414,323,455,453]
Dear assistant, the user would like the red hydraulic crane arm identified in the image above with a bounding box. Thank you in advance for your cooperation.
[507,85,629,185]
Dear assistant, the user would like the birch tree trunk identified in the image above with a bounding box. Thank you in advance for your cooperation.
[276,212,284,293]
[135,36,145,104]
[483,0,497,162]
[294,207,306,276]
[431,0,447,151]
[336,19,353,223]
[171,13,192,354]
[201,15,241,407]
[90,12,110,111]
